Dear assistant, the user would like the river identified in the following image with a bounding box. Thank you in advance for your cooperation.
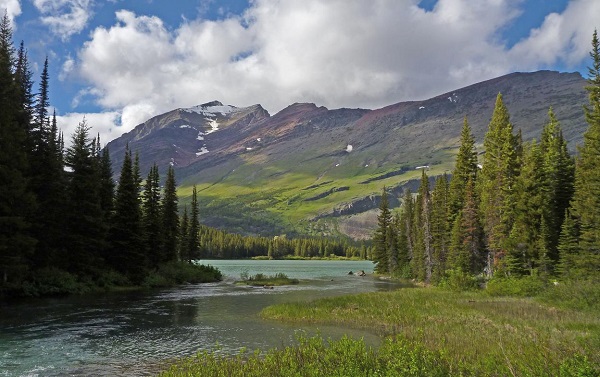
[0,260,400,376]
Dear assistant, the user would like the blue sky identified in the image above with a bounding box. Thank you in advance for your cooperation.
[2,0,598,143]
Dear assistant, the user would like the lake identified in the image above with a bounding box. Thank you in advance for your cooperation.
[0,259,400,376]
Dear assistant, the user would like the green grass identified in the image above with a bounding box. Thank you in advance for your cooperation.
[177,158,457,238]
[159,334,458,377]
[261,287,600,376]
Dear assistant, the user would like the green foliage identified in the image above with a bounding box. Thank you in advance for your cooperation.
[448,117,478,221]
[569,29,600,279]
[485,275,547,297]
[440,268,481,292]
[538,279,600,312]
[479,93,520,276]
[160,334,453,377]
[237,272,299,286]
[559,355,599,377]
[372,188,392,274]
[19,268,90,296]
[144,261,222,288]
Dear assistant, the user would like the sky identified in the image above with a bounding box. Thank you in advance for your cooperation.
[2,0,599,145]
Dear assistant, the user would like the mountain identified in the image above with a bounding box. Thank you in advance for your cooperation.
[107,70,588,239]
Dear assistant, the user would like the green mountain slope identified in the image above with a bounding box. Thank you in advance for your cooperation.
[107,71,588,239]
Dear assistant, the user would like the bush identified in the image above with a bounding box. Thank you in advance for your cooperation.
[538,279,600,312]
[143,261,223,288]
[440,269,481,292]
[20,267,90,296]
[485,275,546,297]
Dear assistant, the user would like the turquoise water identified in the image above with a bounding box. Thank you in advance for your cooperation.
[0,259,399,376]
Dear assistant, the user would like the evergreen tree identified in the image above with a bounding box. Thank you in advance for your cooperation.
[569,29,600,278]
[161,166,179,262]
[448,117,478,221]
[412,170,433,282]
[64,119,106,275]
[372,188,392,274]
[479,93,519,277]
[557,210,581,279]
[539,108,575,264]
[109,147,146,283]
[179,205,189,260]
[142,163,162,268]
[430,174,450,283]
[185,185,200,262]
[506,141,545,275]
[448,178,483,275]
[395,190,414,277]
[0,12,35,286]
[99,146,114,221]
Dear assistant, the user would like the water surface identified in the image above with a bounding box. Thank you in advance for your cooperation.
[0,260,399,376]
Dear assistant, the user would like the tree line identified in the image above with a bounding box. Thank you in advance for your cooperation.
[372,31,600,285]
[0,13,366,297]
[0,14,220,297]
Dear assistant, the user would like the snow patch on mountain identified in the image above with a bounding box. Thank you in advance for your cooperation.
[205,119,220,134]
[183,103,237,117]
[196,147,209,156]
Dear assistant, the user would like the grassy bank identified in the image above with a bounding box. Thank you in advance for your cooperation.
[260,285,599,376]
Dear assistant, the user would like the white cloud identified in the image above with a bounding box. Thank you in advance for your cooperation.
[57,111,121,147]
[33,0,92,40]
[71,0,599,144]
[0,0,21,28]
[509,0,600,68]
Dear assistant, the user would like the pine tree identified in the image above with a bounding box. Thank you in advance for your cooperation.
[448,177,483,275]
[568,29,600,278]
[448,117,478,221]
[478,93,519,277]
[161,166,179,262]
[506,141,545,275]
[0,12,35,286]
[557,210,580,279]
[395,190,413,277]
[179,205,189,260]
[372,188,392,274]
[142,163,162,268]
[411,170,433,282]
[185,185,200,262]
[63,119,106,275]
[109,147,146,283]
[431,174,450,283]
[539,108,575,264]
[99,146,114,221]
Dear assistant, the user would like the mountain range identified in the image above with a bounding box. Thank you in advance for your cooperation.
[107,70,588,239]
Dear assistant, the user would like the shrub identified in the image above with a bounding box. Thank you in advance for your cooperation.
[538,279,600,312]
[440,269,481,292]
[485,275,546,297]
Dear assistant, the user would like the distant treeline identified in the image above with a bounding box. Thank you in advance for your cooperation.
[197,226,368,259]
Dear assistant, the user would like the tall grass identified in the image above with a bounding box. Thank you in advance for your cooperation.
[160,334,456,377]
[261,288,600,376]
